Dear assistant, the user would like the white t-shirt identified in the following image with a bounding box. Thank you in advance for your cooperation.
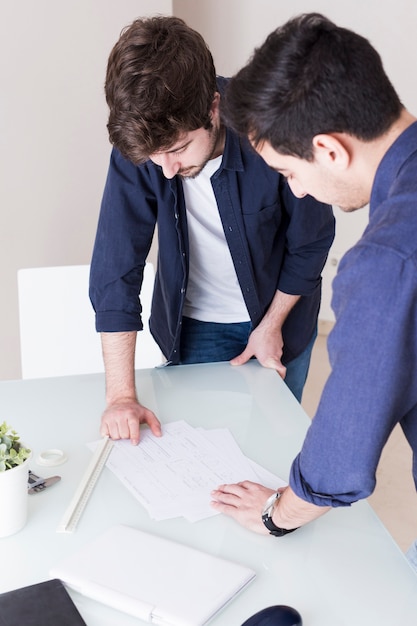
[181,156,250,322]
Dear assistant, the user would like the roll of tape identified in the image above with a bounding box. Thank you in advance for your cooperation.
[37,449,68,467]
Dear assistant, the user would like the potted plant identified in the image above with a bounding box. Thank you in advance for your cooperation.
[0,421,32,537]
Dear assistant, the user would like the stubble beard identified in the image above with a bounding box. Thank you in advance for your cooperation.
[179,126,221,179]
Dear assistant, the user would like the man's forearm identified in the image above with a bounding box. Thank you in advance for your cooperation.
[101,331,138,404]
[273,485,331,529]
[262,289,300,330]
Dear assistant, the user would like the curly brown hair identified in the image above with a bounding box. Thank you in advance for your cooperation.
[105,16,217,164]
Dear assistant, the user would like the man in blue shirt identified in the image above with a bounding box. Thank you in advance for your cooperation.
[89,16,334,445]
[212,13,417,568]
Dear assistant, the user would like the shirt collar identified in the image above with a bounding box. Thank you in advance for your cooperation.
[371,121,417,211]
[215,126,245,174]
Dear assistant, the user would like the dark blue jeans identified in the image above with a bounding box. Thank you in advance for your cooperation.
[179,317,316,403]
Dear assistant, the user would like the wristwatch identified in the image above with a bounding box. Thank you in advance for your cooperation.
[261,491,298,537]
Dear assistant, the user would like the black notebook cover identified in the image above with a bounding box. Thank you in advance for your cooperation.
[0,578,87,626]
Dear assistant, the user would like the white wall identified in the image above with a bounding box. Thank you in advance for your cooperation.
[1,0,171,380]
[173,0,417,319]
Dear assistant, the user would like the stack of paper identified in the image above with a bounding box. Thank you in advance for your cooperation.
[94,420,286,522]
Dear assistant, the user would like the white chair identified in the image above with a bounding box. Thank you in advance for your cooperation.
[18,263,162,379]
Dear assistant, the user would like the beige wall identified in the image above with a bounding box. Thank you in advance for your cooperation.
[1,0,170,380]
[2,1,416,378]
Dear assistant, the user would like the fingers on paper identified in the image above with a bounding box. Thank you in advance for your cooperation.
[145,413,162,438]
[211,481,260,504]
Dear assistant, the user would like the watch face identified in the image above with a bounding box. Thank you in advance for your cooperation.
[261,492,279,517]
[261,491,298,536]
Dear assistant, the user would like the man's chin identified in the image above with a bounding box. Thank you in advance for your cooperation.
[338,202,368,213]
[180,167,201,179]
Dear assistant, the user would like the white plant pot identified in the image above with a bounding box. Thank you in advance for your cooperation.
[0,453,31,538]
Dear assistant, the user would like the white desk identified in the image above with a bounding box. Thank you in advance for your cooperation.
[1,361,416,625]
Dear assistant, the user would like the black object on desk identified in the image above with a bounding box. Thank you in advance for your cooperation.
[241,604,302,626]
[0,579,87,626]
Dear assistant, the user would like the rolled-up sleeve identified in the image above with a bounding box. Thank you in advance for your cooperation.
[277,180,335,296]
[89,149,157,332]
[290,242,417,506]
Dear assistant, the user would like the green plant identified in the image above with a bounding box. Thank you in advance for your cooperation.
[0,422,31,471]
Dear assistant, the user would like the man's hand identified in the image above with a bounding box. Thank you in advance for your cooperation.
[230,290,300,378]
[212,481,330,532]
[100,331,162,445]
[100,398,162,446]
[211,481,276,534]
[230,324,286,378]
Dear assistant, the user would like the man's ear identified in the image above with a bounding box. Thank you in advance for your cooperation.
[210,92,221,119]
[312,134,351,170]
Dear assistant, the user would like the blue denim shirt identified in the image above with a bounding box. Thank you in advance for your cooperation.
[290,122,417,507]
[90,127,334,365]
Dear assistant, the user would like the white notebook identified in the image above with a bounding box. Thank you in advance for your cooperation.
[50,524,255,626]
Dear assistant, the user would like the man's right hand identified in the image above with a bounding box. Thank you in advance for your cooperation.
[100,331,162,445]
[100,398,162,446]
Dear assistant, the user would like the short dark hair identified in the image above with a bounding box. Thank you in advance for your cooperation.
[222,13,403,159]
[105,16,217,163]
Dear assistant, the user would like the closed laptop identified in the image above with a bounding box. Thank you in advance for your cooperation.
[50,524,256,626]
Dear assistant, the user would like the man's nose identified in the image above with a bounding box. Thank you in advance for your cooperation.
[288,178,307,198]
[157,154,181,179]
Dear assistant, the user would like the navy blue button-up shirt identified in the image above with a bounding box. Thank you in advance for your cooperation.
[90,126,334,365]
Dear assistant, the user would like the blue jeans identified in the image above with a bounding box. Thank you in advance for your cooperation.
[179,317,316,403]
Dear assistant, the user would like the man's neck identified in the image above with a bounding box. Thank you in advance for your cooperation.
[378,108,416,156]
[211,125,226,159]
[348,109,416,197]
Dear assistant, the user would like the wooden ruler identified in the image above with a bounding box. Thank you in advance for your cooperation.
[57,437,114,533]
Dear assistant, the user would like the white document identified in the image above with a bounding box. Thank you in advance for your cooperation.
[199,427,287,489]
[50,524,256,626]
[90,420,285,522]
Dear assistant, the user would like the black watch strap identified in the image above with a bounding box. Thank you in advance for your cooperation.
[261,491,298,537]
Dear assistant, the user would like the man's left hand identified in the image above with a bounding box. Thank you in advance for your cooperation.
[211,480,276,534]
[230,324,286,378]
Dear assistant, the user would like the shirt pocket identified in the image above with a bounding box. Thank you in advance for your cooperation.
[242,201,283,242]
